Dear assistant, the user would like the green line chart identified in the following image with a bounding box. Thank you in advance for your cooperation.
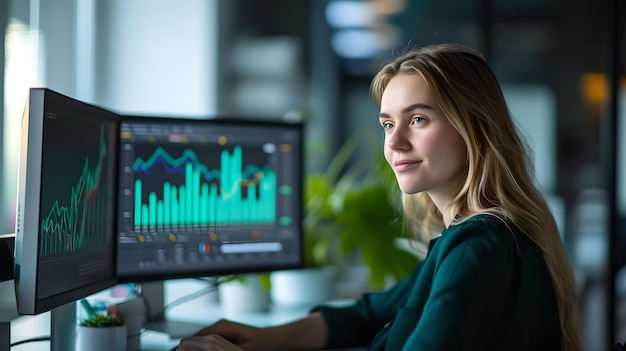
[39,127,108,256]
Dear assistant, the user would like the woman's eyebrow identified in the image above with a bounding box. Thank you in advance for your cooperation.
[379,103,435,119]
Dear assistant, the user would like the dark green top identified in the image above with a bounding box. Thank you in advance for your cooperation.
[313,214,561,350]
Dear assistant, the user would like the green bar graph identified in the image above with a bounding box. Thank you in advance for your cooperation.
[133,146,276,229]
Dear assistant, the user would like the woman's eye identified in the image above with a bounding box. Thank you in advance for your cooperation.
[411,115,425,124]
[381,121,393,129]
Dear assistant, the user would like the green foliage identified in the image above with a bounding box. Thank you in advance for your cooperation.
[304,128,420,289]
[79,313,123,327]
[338,185,418,288]
[231,273,272,292]
[303,174,346,268]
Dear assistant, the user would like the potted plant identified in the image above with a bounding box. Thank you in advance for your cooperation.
[303,128,420,290]
[76,311,127,351]
[79,311,124,327]
[217,273,271,314]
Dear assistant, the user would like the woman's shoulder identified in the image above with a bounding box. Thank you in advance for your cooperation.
[447,213,515,237]
[434,213,526,262]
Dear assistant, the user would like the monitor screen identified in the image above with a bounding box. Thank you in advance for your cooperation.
[116,116,303,282]
[14,88,119,315]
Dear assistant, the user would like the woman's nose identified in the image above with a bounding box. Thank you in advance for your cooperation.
[386,128,410,151]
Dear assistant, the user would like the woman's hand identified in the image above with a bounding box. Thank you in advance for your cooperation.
[173,312,328,351]
[175,333,245,351]
[175,319,277,351]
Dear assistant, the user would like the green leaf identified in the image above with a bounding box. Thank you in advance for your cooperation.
[79,313,123,327]
[338,186,418,289]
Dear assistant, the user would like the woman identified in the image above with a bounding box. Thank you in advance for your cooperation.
[174,43,580,351]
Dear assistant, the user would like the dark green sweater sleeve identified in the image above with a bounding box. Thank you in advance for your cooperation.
[312,261,425,349]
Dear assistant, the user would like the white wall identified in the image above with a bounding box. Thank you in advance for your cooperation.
[1,0,220,233]
[90,0,218,117]
[502,84,556,193]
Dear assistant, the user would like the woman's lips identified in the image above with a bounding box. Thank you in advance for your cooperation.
[393,160,420,172]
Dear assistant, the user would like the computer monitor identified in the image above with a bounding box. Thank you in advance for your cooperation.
[116,116,303,282]
[115,116,303,337]
[14,88,119,351]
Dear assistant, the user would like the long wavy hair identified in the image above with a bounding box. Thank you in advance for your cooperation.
[370,43,580,351]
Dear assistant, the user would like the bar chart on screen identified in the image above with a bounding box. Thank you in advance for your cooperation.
[131,144,278,231]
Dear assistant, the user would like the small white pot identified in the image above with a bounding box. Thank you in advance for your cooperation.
[270,267,336,308]
[76,324,127,351]
[218,274,270,314]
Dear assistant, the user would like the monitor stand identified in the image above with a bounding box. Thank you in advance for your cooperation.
[139,281,206,339]
[0,281,76,351]
[1,235,77,350]
[0,322,9,351]
[50,302,77,351]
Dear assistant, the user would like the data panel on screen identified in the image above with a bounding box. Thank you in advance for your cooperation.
[14,88,119,315]
[116,117,303,282]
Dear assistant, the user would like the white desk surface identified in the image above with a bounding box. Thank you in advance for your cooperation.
[9,279,364,351]
[10,303,362,351]
[140,298,316,351]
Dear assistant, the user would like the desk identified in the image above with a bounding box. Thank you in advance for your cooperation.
[9,279,364,351]
[140,298,314,350]
[141,290,361,350]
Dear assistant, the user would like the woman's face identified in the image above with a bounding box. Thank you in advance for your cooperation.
[379,73,467,205]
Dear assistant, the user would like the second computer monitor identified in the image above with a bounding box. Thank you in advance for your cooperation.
[116,117,303,282]
[14,88,119,316]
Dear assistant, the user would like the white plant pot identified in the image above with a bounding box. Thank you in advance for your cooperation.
[218,274,270,314]
[270,267,336,308]
[76,324,126,351]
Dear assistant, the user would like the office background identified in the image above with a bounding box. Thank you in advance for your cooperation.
[0,0,623,350]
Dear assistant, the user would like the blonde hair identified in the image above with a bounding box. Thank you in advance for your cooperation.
[371,43,580,351]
